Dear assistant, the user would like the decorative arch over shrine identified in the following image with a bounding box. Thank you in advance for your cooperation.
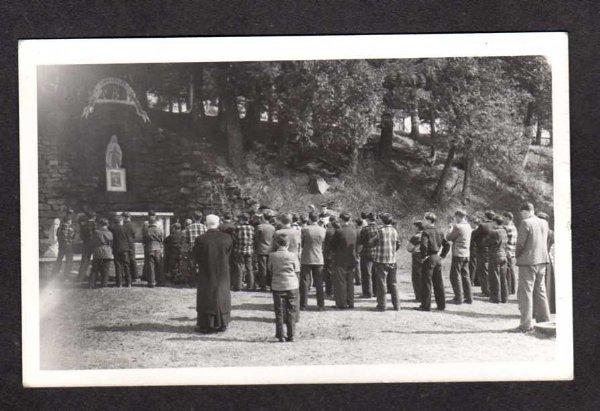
[82,77,150,122]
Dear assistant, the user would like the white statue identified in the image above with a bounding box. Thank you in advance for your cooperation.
[106,135,123,169]
[43,218,61,258]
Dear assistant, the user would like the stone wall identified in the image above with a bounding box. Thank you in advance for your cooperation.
[38,102,251,254]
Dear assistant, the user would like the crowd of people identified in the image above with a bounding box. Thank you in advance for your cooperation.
[50,201,555,341]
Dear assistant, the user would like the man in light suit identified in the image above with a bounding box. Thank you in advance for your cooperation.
[515,202,551,332]
[299,212,327,310]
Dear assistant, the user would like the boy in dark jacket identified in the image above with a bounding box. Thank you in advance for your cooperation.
[89,218,114,288]
[164,222,185,283]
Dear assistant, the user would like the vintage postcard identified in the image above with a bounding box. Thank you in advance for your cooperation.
[20,33,571,386]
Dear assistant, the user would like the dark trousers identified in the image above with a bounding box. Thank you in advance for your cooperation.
[476,251,490,295]
[53,244,73,277]
[233,253,253,290]
[411,253,422,302]
[489,257,508,303]
[89,258,112,288]
[506,255,517,295]
[323,259,334,296]
[114,251,132,287]
[333,265,355,308]
[272,289,298,339]
[421,255,445,310]
[257,254,270,288]
[147,250,164,286]
[449,256,471,302]
[165,249,182,280]
[300,264,324,308]
[373,262,399,310]
[360,256,373,297]
[469,253,478,285]
[77,244,93,280]
[128,246,138,281]
[353,261,361,285]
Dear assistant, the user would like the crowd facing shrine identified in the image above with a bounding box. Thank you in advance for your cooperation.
[50,201,555,341]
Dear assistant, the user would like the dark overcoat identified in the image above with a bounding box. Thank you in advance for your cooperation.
[193,229,233,315]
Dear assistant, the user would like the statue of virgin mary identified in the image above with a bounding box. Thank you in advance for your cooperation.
[105,135,123,169]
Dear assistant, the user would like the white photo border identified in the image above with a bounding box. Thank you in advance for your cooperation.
[19,33,572,387]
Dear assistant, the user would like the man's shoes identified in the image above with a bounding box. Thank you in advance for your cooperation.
[448,299,462,305]
[260,286,267,292]
[436,307,445,311]
[511,326,534,333]
[300,306,306,311]
[413,307,431,312]
[376,306,385,312]
[347,305,354,309]
[392,306,399,311]
[278,337,285,343]
[464,299,473,304]
[286,336,294,342]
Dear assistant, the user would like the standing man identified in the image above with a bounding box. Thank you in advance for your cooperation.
[471,210,496,296]
[184,211,207,286]
[515,202,551,333]
[122,212,138,283]
[331,212,358,309]
[487,215,509,303]
[53,208,76,279]
[185,211,208,251]
[232,214,255,291]
[89,218,113,288]
[359,213,378,298]
[322,215,338,298]
[369,213,400,311]
[416,212,450,312]
[406,221,424,303]
[299,212,327,310]
[255,214,276,291]
[110,215,132,287]
[502,211,518,295]
[469,216,479,286]
[446,210,473,305]
[319,204,331,226]
[143,211,164,287]
[76,211,96,282]
[164,222,185,283]
[193,214,233,334]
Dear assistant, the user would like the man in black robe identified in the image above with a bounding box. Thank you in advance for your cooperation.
[193,214,233,333]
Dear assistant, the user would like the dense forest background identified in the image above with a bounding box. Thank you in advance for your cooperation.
[38,56,553,230]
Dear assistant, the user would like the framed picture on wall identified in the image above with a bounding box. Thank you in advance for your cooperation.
[106,168,126,192]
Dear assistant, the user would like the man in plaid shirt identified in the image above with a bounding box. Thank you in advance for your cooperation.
[368,213,400,311]
[185,211,207,250]
[358,213,379,298]
[233,213,255,291]
[502,211,518,295]
[185,211,207,282]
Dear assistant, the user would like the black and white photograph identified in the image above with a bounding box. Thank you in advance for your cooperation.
[19,34,572,386]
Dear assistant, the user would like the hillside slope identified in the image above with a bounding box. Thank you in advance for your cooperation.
[225,132,553,243]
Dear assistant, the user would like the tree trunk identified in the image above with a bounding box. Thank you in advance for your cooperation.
[177,99,183,113]
[219,68,244,171]
[524,101,535,143]
[521,101,536,168]
[461,154,474,203]
[432,144,456,203]
[167,97,172,112]
[188,74,194,114]
[350,147,359,175]
[410,108,420,139]
[429,113,437,164]
[379,112,394,159]
[535,119,542,145]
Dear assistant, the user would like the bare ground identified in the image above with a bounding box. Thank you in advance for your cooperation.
[39,256,556,370]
